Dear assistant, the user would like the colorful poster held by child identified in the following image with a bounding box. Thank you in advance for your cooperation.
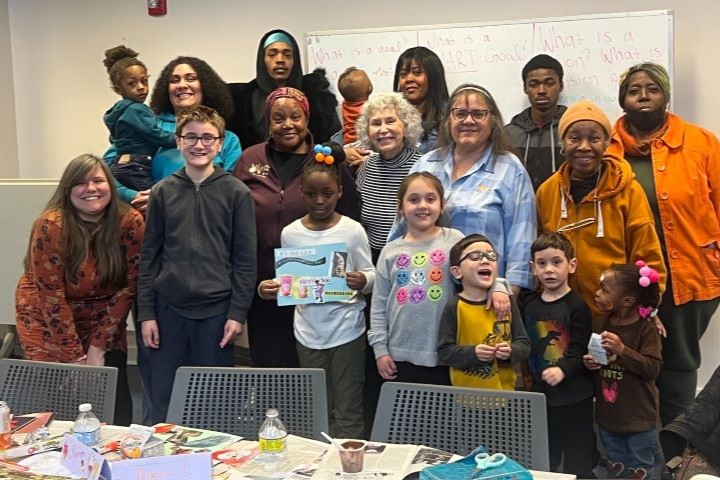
[274,242,351,306]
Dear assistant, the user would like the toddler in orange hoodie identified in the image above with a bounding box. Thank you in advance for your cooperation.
[338,67,373,144]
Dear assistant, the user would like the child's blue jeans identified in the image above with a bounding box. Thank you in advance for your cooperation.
[599,427,659,479]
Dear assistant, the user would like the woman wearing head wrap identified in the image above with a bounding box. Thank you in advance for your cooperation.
[536,100,666,317]
[228,29,341,149]
[233,87,359,367]
[607,62,720,425]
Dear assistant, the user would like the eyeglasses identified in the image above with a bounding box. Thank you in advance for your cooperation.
[179,134,221,146]
[450,108,489,122]
[458,250,499,263]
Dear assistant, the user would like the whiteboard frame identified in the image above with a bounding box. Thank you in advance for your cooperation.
[307,10,673,41]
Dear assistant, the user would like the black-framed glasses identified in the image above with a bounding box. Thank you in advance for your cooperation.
[450,108,489,122]
[179,134,221,146]
[459,250,499,263]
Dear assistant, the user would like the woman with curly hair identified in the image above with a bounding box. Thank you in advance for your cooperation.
[15,154,145,425]
[105,57,241,424]
[104,56,242,212]
[355,92,423,261]
[346,47,449,167]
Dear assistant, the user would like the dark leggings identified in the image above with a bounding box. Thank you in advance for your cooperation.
[104,350,132,426]
[656,270,719,425]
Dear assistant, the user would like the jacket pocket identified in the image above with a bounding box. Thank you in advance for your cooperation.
[701,242,720,285]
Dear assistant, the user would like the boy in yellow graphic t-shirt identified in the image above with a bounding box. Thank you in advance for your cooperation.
[438,234,530,389]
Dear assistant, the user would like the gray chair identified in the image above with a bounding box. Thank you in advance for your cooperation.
[166,367,328,441]
[0,358,117,423]
[371,382,549,470]
[0,332,14,358]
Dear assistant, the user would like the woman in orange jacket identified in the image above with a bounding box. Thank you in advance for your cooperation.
[607,62,720,425]
[536,100,666,318]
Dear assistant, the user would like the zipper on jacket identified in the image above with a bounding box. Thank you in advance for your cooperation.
[191,184,200,291]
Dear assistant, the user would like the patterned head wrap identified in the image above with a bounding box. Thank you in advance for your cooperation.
[265,87,310,125]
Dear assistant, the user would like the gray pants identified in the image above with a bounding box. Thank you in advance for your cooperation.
[297,335,365,438]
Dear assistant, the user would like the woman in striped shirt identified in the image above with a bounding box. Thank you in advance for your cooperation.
[356,92,423,262]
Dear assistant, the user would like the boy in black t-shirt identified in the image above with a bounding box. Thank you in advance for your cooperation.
[523,232,595,478]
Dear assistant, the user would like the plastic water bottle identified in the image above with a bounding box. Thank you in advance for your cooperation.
[258,408,287,465]
[0,401,11,450]
[72,403,101,446]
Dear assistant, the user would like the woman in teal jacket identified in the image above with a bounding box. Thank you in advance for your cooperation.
[103,56,241,425]
[104,56,241,209]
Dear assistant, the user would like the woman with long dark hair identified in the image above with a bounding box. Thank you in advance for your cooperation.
[16,154,144,425]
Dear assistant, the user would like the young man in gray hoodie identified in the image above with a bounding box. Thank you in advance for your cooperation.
[504,54,567,191]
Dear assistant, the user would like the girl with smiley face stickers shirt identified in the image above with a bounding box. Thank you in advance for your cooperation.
[369,173,510,385]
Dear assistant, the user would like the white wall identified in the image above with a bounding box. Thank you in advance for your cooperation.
[5,0,720,386]
[6,0,720,178]
[0,0,18,177]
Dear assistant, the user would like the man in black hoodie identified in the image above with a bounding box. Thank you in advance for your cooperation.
[504,54,567,191]
[227,29,341,149]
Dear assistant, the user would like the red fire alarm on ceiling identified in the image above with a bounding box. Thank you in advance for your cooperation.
[147,0,167,16]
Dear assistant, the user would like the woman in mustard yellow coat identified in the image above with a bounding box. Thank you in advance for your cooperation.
[536,100,666,318]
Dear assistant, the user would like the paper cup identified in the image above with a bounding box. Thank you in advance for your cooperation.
[338,440,366,473]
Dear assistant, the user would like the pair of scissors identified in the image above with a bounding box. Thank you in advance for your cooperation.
[470,452,507,478]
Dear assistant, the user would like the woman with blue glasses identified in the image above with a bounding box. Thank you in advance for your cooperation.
[391,83,536,297]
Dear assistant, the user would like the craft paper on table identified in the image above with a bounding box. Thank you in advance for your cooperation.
[0,434,64,460]
[11,412,55,434]
[60,434,108,480]
[18,451,81,478]
[588,332,609,365]
[152,424,242,456]
[274,243,351,306]
[111,451,212,480]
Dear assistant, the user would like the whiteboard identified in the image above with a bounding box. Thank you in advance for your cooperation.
[0,180,58,325]
[306,10,673,123]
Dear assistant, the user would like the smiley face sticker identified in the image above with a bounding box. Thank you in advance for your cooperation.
[428,266,444,283]
[409,287,426,304]
[395,253,411,269]
[427,285,443,302]
[396,288,409,305]
[411,269,427,285]
[412,252,428,268]
[429,249,446,266]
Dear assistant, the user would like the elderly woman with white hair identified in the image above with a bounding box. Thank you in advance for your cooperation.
[356,92,423,261]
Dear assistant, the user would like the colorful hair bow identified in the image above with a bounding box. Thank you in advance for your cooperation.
[313,144,334,165]
[634,260,660,287]
[634,260,660,319]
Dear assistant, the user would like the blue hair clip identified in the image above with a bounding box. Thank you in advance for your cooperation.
[313,144,334,165]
